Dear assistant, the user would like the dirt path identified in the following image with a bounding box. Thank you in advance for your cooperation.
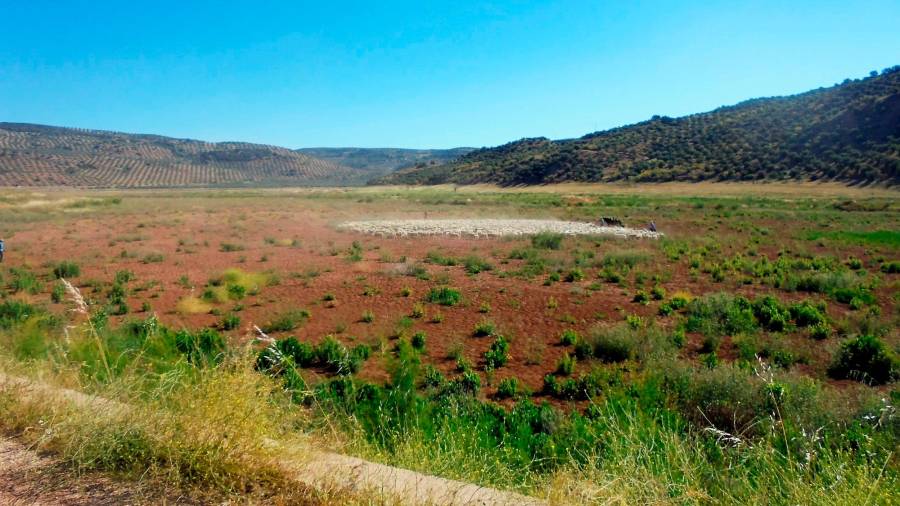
[0,436,161,505]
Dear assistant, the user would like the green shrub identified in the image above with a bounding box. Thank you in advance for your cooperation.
[632,290,650,304]
[361,310,375,323]
[10,268,42,295]
[685,293,756,337]
[174,328,226,365]
[219,242,245,252]
[559,329,579,346]
[556,353,576,375]
[473,319,496,337]
[317,336,362,374]
[220,313,241,330]
[832,286,876,307]
[881,261,900,273]
[496,377,520,399]
[463,255,493,274]
[789,301,827,327]
[659,293,690,316]
[262,309,311,333]
[411,331,427,351]
[227,283,247,300]
[454,371,481,395]
[752,295,791,332]
[114,270,134,284]
[590,325,635,362]
[422,365,445,388]
[564,268,585,282]
[650,285,666,300]
[426,286,462,306]
[278,337,316,367]
[827,335,897,385]
[0,300,41,329]
[531,232,564,250]
[142,253,165,264]
[425,250,458,266]
[51,282,65,303]
[483,336,510,369]
[808,322,831,340]
[52,261,80,279]
[601,251,649,269]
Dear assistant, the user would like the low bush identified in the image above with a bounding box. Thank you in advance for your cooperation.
[220,313,241,330]
[685,293,756,337]
[752,295,791,331]
[789,301,827,327]
[261,335,369,376]
[10,267,43,294]
[590,325,635,362]
[425,250,458,266]
[174,328,226,365]
[496,377,520,399]
[556,353,576,375]
[473,319,495,337]
[463,255,493,274]
[632,290,650,304]
[564,268,585,282]
[483,335,510,369]
[52,261,81,279]
[219,242,245,252]
[411,331,427,351]
[881,261,900,273]
[262,309,311,333]
[531,232,564,250]
[426,286,462,306]
[827,335,898,385]
[559,329,579,346]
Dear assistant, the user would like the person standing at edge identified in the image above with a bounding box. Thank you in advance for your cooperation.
[0,238,5,263]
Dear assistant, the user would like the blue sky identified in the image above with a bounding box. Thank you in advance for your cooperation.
[1,1,898,149]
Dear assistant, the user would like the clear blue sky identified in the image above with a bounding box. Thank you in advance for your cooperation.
[1,1,898,149]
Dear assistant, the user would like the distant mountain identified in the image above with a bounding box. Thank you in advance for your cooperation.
[296,147,474,179]
[0,123,366,187]
[378,66,900,186]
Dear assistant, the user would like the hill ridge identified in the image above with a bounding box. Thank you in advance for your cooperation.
[378,67,900,186]
[0,123,365,188]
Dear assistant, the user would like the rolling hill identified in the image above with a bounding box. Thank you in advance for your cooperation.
[296,147,474,179]
[0,123,367,187]
[378,66,900,186]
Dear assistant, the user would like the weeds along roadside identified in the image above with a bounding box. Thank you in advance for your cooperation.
[0,292,315,499]
[1,289,898,504]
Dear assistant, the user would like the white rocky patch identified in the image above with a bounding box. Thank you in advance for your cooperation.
[338,219,661,239]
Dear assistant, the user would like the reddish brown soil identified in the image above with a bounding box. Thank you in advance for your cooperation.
[5,198,897,404]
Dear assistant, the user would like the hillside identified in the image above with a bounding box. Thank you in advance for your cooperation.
[296,147,474,179]
[0,123,366,187]
[378,67,900,186]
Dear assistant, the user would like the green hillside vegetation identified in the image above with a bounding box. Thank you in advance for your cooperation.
[297,147,474,179]
[379,67,900,185]
[0,123,367,187]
